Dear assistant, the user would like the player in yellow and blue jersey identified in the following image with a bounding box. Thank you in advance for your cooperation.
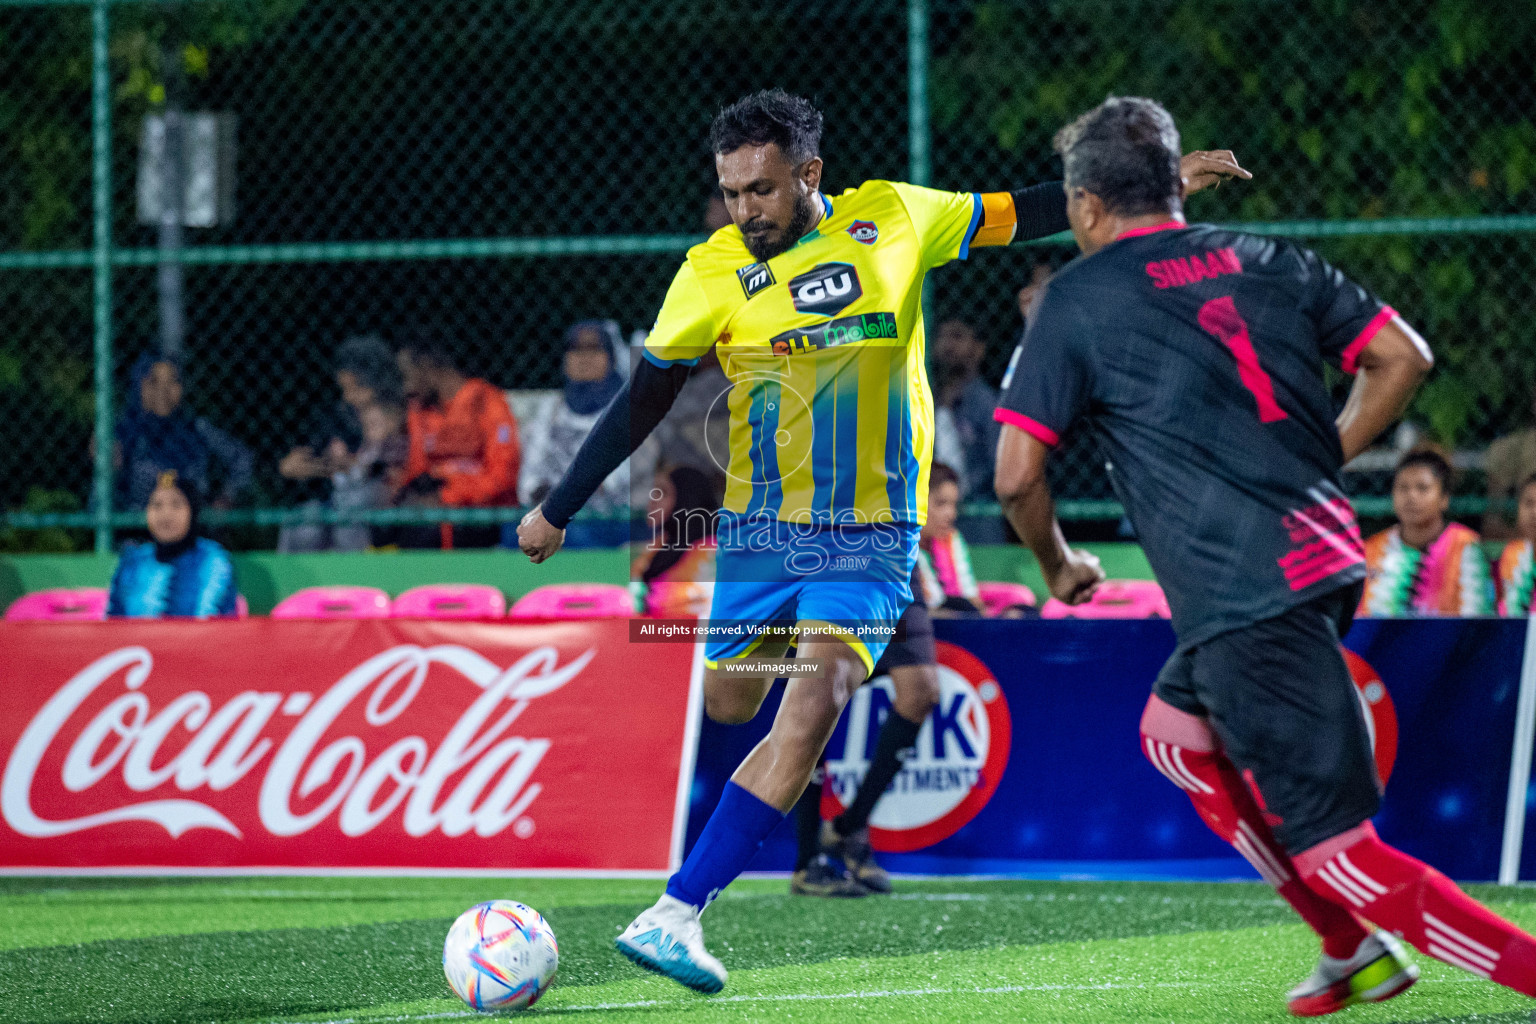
[516,90,1247,993]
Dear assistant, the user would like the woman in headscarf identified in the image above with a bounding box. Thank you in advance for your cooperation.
[108,470,239,618]
[518,320,654,547]
[115,354,254,510]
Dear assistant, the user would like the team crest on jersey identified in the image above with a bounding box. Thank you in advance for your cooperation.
[846,220,879,245]
[822,641,1011,851]
[788,262,862,317]
[736,262,775,299]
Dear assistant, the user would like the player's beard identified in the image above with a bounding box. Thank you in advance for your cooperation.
[742,194,817,263]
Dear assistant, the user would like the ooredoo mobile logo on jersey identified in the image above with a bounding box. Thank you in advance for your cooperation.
[822,641,1010,851]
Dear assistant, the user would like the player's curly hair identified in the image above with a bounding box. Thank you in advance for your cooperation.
[710,89,823,164]
[1054,96,1182,217]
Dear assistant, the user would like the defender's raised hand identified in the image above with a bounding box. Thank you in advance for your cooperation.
[1180,150,1251,197]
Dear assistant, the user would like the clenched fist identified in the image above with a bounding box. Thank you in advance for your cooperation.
[516,505,565,564]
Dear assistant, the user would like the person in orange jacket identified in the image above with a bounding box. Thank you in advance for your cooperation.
[396,336,520,548]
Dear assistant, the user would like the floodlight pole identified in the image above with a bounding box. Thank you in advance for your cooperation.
[157,8,187,361]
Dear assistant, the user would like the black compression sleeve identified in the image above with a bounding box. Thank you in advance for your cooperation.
[540,358,691,529]
[1010,181,1070,242]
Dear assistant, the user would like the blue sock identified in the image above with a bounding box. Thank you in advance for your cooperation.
[666,781,785,911]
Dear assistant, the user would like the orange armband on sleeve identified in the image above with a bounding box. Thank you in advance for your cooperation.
[970,192,1018,248]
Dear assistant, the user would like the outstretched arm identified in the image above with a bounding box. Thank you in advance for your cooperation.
[516,356,691,562]
[976,151,1251,247]
[993,425,1104,605]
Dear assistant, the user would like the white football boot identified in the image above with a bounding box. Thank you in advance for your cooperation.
[1287,930,1417,1017]
[614,894,727,994]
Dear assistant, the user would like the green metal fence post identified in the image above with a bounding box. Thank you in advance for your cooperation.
[907,0,930,187]
[909,0,933,320]
[90,0,113,553]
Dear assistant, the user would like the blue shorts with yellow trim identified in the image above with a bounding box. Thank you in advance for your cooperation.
[702,513,919,674]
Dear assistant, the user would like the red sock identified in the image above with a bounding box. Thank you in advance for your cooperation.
[1297,821,1536,995]
[1141,696,1368,959]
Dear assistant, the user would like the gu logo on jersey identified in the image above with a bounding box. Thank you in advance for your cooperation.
[737,262,775,300]
[821,641,1011,851]
[846,220,879,245]
[788,262,862,318]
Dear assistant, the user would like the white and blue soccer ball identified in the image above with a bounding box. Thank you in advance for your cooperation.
[443,900,559,1012]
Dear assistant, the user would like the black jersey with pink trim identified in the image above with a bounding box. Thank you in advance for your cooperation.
[996,221,1394,646]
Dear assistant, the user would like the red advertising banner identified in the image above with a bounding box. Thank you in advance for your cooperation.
[0,619,700,873]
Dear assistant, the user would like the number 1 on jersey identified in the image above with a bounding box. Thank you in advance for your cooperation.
[1197,295,1289,424]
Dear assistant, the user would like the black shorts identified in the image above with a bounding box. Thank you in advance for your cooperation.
[870,597,936,674]
[1153,581,1378,854]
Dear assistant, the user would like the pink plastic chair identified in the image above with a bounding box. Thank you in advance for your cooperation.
[976,581,1037,617]
[509,583,633,619]
[233,595,250,620]
[392,583,507,620]
[272,585,391,620]
[4,587,109,622]
[1041,579,1171,620]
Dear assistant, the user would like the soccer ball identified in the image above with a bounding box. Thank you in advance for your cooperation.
[443,900,559,1011]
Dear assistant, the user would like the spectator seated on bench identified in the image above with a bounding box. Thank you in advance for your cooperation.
[1360,449,1494,617]
[109,471,239,619]
[1497,472,1536,617]
[919,461,1037,617]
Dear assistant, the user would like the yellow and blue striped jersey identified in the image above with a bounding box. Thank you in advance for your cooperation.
[645,180,1013,526]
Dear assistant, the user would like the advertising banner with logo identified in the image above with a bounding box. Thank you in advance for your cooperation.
[688,618,1528,881]
[0,620,700,873]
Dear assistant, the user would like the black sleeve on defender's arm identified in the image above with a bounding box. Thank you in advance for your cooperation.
[1011,181,1071,242]
[539,358,692,530]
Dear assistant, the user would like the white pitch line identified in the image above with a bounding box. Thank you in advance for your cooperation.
[551,981,1204,1013]
[266,966,1488,1023]
[276,983,1198,1024]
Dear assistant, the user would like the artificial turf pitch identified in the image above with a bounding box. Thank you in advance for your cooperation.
[2,876,1533,1023]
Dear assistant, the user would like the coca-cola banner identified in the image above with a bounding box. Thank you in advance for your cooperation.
[0,620,701,872]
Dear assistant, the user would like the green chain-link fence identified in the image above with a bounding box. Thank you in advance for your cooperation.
[1,0,1533,551]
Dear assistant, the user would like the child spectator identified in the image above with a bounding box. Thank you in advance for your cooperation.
[1496,472,1536,616]
[108,471,237,618]
[1360,449,1494,616]
[915,462,985,615]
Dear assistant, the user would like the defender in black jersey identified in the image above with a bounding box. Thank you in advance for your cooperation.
[995,97,1536,1017]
